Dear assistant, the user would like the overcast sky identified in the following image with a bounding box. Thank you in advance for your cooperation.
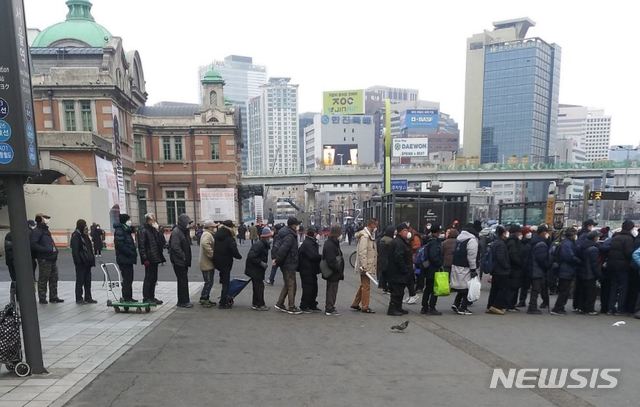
[24,0,639,146]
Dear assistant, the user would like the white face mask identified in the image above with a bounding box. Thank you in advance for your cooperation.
[504,231,510,239]
[43,218,50,225]
[632,228,639,238]
[406,232,413,240]
[126,220,132,227]
[517,234,523,240]
[152,222,159,230]
[439,233,445,239]
[525,233,532,239]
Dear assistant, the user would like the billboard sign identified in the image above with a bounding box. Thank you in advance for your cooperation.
[323,90,365,115]
[323,144,358,166]
[589,191,630,201]
[391,179,408,192]
[0,0,40,175]
[95,156,119,210]
[200,188,237,222]
[392,138,429,157]
[403,109,439,130]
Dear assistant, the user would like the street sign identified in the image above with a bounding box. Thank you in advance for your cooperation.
[553,201,565,230]
[0,0,40,175]
[391,179,408,192]
[588,191,630,201]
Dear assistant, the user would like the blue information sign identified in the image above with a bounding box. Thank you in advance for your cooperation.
[0,120,11,142]
[391,179,408,192]
[0,143,15,164]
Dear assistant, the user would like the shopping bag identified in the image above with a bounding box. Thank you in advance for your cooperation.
[467,276,482,302]
[433,270,450,297]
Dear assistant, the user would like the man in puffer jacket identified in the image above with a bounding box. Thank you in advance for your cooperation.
[551,228,582,315]
[274,217,302,314]
[213,220,242,309]
[350,219,378,314]
[527,225,551,314]
[169,213,193,308]
[487,226,511,315]
[576,230,602,315]
[450,223,479,315]
[138,213,166,305]
[113,213,137,303]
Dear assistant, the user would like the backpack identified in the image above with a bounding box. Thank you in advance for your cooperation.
[549,239,562,270]
[452,239,471,267]
[414,245,429,269]
[481,242,494,274]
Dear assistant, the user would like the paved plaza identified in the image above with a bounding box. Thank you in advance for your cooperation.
[0,245,639,406]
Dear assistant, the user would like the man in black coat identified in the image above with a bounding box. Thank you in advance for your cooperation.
[527,225,551,314]
[70,219,96,304]
[505,224,523,312]
[607,220,635,315]
[169,213,193,308]
[266,223,285,285]
[387,223,412,316]
[551,228,582,315]
[487,225,511,315]
[420,224,444,315]
[138,213,167,305]
[245,226,273,311]
[576,230,602,315]
[114,213,138,303]
[213,220,243,309]
[31,213,63,304]
[298,226,322,313]
[274,217,302,314]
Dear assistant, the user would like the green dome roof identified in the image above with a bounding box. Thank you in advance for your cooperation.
[31,1,111,48]
[202,68,224,84]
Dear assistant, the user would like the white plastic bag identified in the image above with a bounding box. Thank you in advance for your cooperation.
[467,276,482,302]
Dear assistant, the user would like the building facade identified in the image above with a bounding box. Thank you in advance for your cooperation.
[132,70,239,225]
[247,78,299,175]
[557,105,611,162]
[199,56,267,172]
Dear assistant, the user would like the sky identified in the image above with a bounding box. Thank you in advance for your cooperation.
[23,0,639,146]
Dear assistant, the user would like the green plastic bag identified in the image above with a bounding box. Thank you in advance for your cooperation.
[433,270,450,297]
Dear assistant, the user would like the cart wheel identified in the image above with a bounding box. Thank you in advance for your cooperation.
[5,364,14,373]
[107,300,112,306]
[14,363,30,377]
[145,306,151,313]
[123,306,130,313]
[114,306,120,313]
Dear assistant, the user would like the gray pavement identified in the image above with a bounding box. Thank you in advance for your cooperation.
[62,245,640,407]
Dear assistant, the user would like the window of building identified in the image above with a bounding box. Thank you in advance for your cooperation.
[63,100,76,131]
[134,135,144,160]
[137,189,148,223]
[211,136,220,160]
[166,190,186,225]
[80,100,92,131]
[174,136,183,161]
[162,137,172,160]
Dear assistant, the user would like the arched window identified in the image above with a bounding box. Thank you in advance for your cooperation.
[209,91,217,106]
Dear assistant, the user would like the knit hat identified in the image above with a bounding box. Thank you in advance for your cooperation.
[587,230,601,240]
[260,226,273,238]
[396,223,409,233]
[622,220,635,231]
[222,220,235,228]
[119,213,130,224]
[508,224,522,234]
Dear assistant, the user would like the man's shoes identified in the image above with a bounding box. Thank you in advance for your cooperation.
[200,300,214,308]
[361,308,375,314]
[266,281,274,286]
[50,298,64,303]
[516,301,527,308]
[400,309,409,315]
[350,305,361,311]
[506,308,520,313]
[39,299,48,304]
[122,298,137,303]
[310,307,322,312]
[151,298,163,305]
[550,309,566,315]
[85,299,98,304]
[487,306,505,315]
[300,307,313,314]
[406,295,419,305]
[287,307,303,315]
[387,310,404,316]
[428,308,442,316]
[177,302,194,308]
[252,305,270,311]
[325,309,340,316]
[457,309,473,315]
[75,300,85,305]
[634,312,640,320]
[527,308,542,314]
[572,308,582,314]
[274,303,287,313]
[451,304,459,313]
[218,303,232,309]
[540,302,549,309]
[587,311,599,316]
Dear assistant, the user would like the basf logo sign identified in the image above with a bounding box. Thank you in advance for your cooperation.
[392,138,429,157]
[404,109,439,130]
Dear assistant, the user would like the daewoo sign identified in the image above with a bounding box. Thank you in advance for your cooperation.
[392,137,429,157]
[490,368,620,389]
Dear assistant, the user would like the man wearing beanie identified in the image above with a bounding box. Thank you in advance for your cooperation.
[298,226,322,313]
[31,213,63,304]
[607,220,636,315]
[245,226,274,311]
[114,213,138,302]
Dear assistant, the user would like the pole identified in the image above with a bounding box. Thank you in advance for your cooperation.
[582,184,590,223]
[5,176,46,374]
[383,99,392,194]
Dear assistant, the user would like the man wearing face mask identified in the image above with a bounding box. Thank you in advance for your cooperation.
[505,225,523,312]
[486,226,511,315]
[274,217,302,314]
[70,219,96,304]
[114,213,138,303]
[31,213,63,304]
[298,226,322,313]
[351,219,378,314]
[516,226,533,308]
[387,223,412,316]
[606,220,636,315]
[527,225,551,314]
[551,228,581,315]
[138,213,167,305]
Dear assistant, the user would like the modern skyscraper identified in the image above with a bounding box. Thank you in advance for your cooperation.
[248,78,299,175]
[199,56,267,172]
[558,105,611,162]
[299,112,317,172]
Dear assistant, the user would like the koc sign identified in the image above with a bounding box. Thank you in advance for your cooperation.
[323,90,364,115]
[392,137,429,157]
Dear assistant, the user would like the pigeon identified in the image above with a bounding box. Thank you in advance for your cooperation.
[612,321,626,327]
[391,320,409,332]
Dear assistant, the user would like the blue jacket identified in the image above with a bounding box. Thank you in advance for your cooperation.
[578,239,601,280]
[114,223,137,265]
[529,235,550,279]
[557,238,581,280]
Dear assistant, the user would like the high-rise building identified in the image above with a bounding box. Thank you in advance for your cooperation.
[299,112,317,172]
[248,78,299,175]
[199,56,267,172]
[558,105,611,162]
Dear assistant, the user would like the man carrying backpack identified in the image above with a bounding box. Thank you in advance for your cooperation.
[419,224,444,315]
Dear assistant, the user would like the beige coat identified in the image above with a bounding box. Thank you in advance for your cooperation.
[199,229,215,271]
[356,228,377,275]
